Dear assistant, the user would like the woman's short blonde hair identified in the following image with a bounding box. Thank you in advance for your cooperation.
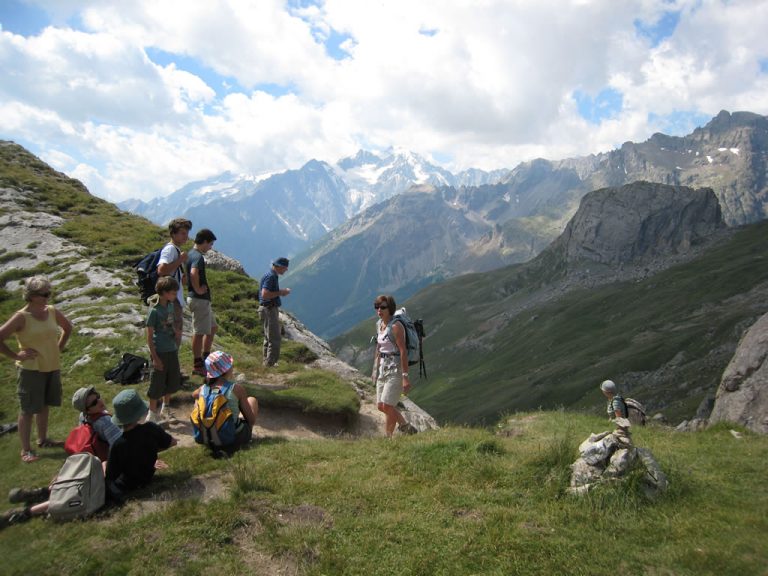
[23,276,52,302]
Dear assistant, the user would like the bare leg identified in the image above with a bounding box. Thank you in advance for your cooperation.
[378,402,406,437]
[203,325,216,356]
[191,333,203,360]
[35,406,49,444]
[18,412,34,452]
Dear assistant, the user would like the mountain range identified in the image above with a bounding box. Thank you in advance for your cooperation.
[118,110,768,340]
[119,149,508,275]
[288,110,768,338]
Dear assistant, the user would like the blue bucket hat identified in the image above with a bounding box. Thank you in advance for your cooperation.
[112,389,149,427]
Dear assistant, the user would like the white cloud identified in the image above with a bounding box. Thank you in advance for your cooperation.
[0,0,767,201]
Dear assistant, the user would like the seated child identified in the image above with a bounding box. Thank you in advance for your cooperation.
[106,389,177,495]
[191,351,258,455]
[72,385,123,448]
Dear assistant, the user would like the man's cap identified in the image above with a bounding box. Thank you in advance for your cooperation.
[272,257,290,268]
[72,386,96,412]
[112,389,149,427]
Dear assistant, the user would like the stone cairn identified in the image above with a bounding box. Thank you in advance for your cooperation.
[567,418,668,498]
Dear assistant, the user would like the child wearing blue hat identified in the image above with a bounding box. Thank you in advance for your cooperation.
[106,389,177,496]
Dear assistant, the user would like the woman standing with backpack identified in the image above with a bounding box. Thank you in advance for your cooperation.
[372,295,417,437]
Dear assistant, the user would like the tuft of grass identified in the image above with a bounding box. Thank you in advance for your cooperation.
[250,370,360,421]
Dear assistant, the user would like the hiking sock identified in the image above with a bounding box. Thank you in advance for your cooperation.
[202,351,210,360]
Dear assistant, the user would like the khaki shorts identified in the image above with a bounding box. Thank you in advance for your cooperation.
[17,369,62,414]
[376,358,403,407]
[187,297,217,335]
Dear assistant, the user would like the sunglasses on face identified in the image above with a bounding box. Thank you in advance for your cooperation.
[374,305,387,310]
[36,292,51,298]
[87,393,101,409]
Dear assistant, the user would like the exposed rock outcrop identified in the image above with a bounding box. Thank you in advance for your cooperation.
[204,249,247,275]
[554,181,724,269]
[709,311,768,434]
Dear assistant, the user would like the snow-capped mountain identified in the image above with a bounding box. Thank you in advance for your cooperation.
[118,150,509,274]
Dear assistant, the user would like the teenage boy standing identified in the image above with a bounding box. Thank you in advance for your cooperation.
[186,228,218,377]
[157,218,191,346]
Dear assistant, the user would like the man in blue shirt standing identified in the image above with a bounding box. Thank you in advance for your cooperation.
[259,257,291,367]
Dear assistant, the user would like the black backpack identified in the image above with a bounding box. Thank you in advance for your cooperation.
[134,245,179,304]
[104,353,148,385]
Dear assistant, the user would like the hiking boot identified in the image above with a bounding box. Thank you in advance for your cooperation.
[398,423,418,435]
[0,507,31,530]
[192,361,206,377]
[8,487,48,504]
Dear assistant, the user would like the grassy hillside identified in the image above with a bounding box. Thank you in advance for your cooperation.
[2,412,767,575]
[334,219,768,426]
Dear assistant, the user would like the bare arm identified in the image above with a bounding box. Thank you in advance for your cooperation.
[55,308,72,351]
[0,312,34,361]
[234,384,257,426]
[189,267,207,296]
[260,286,290,300]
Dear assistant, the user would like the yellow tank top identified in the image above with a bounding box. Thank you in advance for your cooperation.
[15,306,61,372]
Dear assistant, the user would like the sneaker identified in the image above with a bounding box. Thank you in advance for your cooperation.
[8,487,48,504]
[398,423,418,435]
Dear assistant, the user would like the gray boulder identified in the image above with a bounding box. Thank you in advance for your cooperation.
[709,312,768,434]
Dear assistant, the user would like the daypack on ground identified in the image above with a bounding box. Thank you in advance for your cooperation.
[190,382,237,448]
[64,414,110,461]
[104,352,148,385]
[133,245,179,304]
[48,452,105,522]
[379,307,427,378]
[623,397,647,426]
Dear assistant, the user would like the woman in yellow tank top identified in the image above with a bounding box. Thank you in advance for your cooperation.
[0,277,72,462]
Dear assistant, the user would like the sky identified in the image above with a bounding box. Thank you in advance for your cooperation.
[1,0,767,203]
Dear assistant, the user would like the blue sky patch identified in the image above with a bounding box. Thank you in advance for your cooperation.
[648,110,713,136]
[573,88,623,124]
[419,27,439,37]
[634,10,680,47]
[323,28,354,60]
[145,47,243,97]
[760,58,768,74]
[0,0,49,35]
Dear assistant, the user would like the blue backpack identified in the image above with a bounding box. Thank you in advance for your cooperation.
[190,382,237,447]
[380,308,427,378]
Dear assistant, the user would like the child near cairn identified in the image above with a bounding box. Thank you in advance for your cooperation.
[145,275,182,422]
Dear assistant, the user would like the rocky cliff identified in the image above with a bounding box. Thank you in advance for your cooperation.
[709,311,768,434]
[551,181,724,270]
